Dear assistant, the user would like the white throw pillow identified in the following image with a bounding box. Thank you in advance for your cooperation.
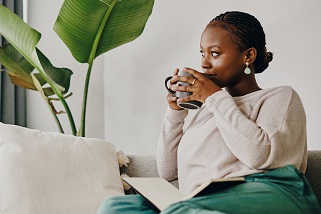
[0,122,124,214]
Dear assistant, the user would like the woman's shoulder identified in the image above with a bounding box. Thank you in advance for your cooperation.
[258,85,300,98]
[264,85,294,93]
[260,86,304,110]
[235,85,296,100]
[236,85,302,107]
[264,85,301,99]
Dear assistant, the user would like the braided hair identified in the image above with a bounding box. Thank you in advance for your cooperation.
[207,11,273,73]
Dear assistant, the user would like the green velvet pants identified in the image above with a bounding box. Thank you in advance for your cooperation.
[98,165,321,214]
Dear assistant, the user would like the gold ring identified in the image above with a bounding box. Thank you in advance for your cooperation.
[191,78,197,86]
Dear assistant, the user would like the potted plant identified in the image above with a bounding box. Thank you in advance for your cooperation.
[0,0,154,136]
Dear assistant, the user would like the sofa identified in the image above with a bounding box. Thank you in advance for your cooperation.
[125,151,321,207]
[1,122,320,212]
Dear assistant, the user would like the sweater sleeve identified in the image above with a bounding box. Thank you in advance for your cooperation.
[204,87,307,171]
[156,107,188,181]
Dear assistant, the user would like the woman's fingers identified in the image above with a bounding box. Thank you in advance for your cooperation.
[173,68,206,86]
[167,93,182,110]
[174,68,179,75]
[167,93,177,102]
[183,67,204,80]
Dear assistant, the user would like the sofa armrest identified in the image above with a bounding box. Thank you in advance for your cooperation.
[306,150,321,206]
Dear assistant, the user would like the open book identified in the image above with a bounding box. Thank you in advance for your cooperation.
[123,177,245,211]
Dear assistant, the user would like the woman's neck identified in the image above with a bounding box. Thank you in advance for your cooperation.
[226,78,262,97]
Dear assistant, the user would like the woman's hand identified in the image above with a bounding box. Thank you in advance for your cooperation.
[167,68,183,110]
[170,67,221,104]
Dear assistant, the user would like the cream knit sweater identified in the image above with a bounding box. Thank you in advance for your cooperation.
[157,86,307,195]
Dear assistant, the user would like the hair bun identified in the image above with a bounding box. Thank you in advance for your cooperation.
[266,52,273,63]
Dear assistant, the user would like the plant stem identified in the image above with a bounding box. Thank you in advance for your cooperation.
[78,0,118,137]
[47,102,65,133]
[37,88,65,133]
[31,74,67,134]
[40,81,76,135]
[46,88,76,135]
[33,62,77,135]
[78,62,93,137]
[58,94,77,135]
[51,113,64,133]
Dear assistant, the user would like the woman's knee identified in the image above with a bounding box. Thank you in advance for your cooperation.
[163,200,226,214]
[97,196,125,214]
[98,195,155,214]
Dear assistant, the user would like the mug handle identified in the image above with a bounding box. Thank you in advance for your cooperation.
[165,76,176,97]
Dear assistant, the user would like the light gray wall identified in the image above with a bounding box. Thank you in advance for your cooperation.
[27,0,321,154]
[103,0,321,154]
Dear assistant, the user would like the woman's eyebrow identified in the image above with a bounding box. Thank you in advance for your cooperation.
[200,44,221,50]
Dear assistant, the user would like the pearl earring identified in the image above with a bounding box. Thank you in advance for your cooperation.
[244,62,251,74]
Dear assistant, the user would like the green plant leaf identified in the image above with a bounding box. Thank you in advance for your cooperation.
[0,4,77,135]
[0,44,36,90]
[0,5,74,95]
[36,49,73,95]
[0,5,68,94]
[0,43,73,98]
[0,5,41,63]
[54,0,154,63]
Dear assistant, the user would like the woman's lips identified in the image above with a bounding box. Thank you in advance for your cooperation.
[203,73,217,81]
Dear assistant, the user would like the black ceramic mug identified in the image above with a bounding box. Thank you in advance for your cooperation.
[165,70,203,110]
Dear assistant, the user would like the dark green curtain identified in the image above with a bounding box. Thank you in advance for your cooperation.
[0,0,26,127]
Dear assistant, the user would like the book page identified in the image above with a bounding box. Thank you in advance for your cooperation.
[124,177,245,211]
[123,177,184,211]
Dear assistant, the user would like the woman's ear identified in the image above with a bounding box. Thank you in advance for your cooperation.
[243,47,257,64]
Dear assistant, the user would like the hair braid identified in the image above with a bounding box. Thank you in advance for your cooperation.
[208,11,273,73]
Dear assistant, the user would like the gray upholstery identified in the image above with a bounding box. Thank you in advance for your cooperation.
[305,150,321,206]
[126,155,159,178]
[126,150,321,206]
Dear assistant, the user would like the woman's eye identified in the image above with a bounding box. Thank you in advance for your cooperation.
[211,52,218,57]
[200,51,218,57]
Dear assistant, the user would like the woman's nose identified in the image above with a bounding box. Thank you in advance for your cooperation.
[201,54,211,69]
[201,59,211,70]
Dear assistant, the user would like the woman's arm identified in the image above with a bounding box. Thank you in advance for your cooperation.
[205,87,307,171]
[156,107,188,181]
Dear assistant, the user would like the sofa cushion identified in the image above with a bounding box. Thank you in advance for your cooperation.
[0,123,124,214]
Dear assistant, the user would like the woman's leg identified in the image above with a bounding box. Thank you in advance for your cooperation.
[162,181,302,214]
[98,195,159,214]
[161,165,321,214]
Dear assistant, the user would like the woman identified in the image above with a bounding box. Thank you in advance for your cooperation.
[99,11,321,213]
